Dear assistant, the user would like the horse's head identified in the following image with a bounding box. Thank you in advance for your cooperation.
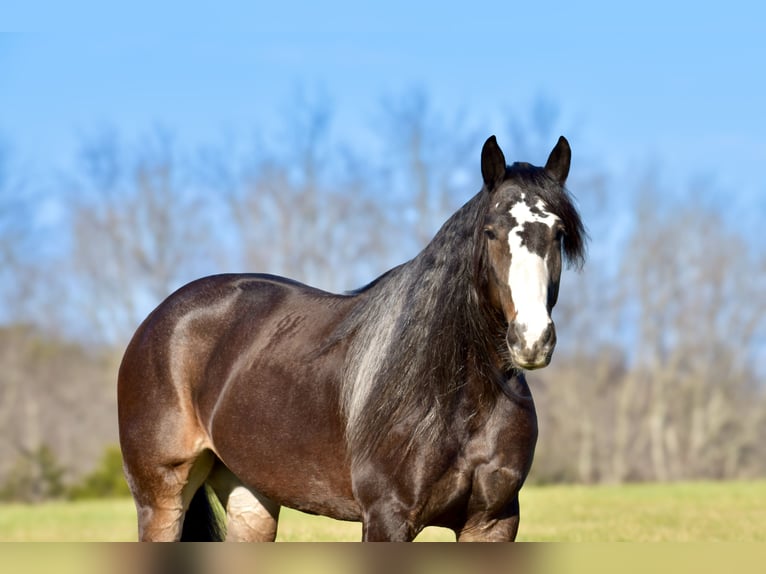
[479,135,585,370]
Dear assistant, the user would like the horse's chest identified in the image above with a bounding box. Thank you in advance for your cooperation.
[424,401,538,526]
[463,400,537,512]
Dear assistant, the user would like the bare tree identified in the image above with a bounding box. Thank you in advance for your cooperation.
[622,186,766,480]
[0,324,118,494]
[375,89,479,249]
[203,94,397,293]
[0,142,40,323]
[64,129,217,345]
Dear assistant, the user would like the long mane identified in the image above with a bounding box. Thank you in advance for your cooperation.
[338,170,585,465]
[338,189,504,463]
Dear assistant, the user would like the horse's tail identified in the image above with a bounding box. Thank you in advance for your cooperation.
[180,485,226,541]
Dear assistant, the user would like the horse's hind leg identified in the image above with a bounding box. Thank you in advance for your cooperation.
[207,463,281,541]
[123,447,215,542]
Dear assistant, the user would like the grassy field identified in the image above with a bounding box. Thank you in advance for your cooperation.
[1,481,764,542]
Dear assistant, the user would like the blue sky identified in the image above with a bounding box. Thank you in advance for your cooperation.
[2,1,765,215]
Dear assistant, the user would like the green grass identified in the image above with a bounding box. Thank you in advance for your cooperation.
[1,481,764,542]
[517,480,766,542]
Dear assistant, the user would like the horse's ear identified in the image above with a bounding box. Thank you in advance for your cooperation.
[544,136,571,184]
[481,135,507,191]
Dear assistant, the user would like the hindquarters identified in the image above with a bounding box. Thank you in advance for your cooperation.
[118,310,285,541]
[118,314,219,540]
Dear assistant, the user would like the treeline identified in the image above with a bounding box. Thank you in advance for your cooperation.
[0,92,764,498]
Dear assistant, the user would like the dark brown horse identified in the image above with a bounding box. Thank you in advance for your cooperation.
[118,135,585,541]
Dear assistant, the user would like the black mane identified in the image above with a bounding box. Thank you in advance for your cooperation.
[341,189,510,463]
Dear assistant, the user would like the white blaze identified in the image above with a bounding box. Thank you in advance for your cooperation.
[507,196,558,347]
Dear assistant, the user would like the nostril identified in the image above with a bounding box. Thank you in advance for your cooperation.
[543,323,556,349]
[532,323,555,352]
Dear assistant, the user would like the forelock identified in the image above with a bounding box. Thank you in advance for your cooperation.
[505,164,587,268]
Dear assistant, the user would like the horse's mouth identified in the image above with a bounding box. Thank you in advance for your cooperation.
[514,359,550,371]
[509,347,554,370]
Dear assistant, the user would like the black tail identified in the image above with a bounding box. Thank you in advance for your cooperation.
[180,485,226,541]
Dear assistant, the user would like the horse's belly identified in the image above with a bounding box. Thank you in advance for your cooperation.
[205,358,360,521]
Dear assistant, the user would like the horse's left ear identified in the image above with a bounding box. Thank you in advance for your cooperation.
[544,136,571,184]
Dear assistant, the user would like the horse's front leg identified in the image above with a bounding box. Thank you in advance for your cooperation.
[456,496,520,542]
[360,502,418,541]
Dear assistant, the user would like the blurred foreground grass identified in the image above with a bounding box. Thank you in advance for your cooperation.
[1,481,764,542]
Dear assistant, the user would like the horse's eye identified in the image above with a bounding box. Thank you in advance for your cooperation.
[483,227,497,241]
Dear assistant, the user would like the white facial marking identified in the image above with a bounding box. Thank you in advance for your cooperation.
[507,196,559,348]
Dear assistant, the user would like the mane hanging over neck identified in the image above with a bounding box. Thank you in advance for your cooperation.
[340,189,507,464]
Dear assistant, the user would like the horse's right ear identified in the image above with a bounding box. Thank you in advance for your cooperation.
[481,135,507,192]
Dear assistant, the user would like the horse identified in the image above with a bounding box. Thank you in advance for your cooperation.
[117,135,586,541]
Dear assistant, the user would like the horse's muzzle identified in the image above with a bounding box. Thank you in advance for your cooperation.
[507,321,556,370]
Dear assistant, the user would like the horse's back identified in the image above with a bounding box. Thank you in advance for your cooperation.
[118,272,349,438]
